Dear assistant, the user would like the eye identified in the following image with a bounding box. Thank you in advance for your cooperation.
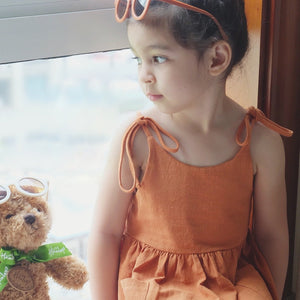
[132,56,142,65]
[153,56,167,64]
[5,214,14,219]
[36,207,43,212]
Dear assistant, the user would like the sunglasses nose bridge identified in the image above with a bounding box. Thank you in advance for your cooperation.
[115,0,149,22]
[0,178,48,205]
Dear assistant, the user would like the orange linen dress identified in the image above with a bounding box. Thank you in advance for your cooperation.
[118,107,293,300]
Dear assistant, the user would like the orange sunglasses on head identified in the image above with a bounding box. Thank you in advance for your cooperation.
[114,0,228,41]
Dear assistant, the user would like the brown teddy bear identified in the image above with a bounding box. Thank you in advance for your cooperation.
[0,179,89,300]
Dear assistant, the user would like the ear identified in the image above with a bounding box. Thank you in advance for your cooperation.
[207,41,232,76]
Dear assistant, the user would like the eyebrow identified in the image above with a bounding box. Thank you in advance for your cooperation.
[145,44,172,51]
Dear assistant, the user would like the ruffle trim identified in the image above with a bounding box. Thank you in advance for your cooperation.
[119,234,273,299]
[121,234,242,283]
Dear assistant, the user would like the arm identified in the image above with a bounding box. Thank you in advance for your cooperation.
[251,125,289,298]
[88,122,137,300]
[45,256,88,289]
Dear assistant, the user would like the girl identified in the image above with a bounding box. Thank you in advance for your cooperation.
[88,0,293,299]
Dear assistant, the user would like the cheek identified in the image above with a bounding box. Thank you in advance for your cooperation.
[164,67,191,86]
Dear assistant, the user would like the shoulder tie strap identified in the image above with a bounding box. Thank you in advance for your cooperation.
[236,106,293,146]
[118,116,179,193]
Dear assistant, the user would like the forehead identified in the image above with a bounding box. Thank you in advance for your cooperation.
[127,21,180,52]
[1,195,46,212]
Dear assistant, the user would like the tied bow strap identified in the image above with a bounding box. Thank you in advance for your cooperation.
[119,116,179,193]
[236,106,293,146]
[0,242,71,292]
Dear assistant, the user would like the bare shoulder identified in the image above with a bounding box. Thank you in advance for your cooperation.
[250,122,285,174]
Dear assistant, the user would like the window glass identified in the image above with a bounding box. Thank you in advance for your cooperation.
[0,49,147,299]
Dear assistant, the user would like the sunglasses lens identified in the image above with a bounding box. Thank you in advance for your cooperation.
[116,0,129,19]
[133,0,147,17]
[0,186,8,201]
[18,178,46,195]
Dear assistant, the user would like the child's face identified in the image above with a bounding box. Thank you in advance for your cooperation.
[127,21,211,114]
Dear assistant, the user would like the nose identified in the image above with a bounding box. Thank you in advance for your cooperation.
[24,214,36,225]
[139,64,155,84]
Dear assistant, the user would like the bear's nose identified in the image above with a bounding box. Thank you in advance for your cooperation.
[24,214,36,225]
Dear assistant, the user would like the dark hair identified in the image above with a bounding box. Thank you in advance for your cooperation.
[133,0,249,76]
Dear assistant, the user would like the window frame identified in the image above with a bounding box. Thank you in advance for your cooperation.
[0,0,129,64]
[0,0,114,17]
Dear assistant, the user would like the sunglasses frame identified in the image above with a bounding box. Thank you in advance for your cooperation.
[0,177,48,205]
[115,0,228,41]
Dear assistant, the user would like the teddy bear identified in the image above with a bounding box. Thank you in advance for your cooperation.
[0,181,89,300]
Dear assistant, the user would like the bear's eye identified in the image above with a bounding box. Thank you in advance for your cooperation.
[5,214,14,219]
[36,207,43,212]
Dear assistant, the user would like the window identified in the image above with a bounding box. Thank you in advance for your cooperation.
[0,0,128,64]
[0,0,113,17]
[1,2,134,298]
[0,49,148,299]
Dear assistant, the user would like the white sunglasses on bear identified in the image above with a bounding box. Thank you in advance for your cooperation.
[0,177,48,205]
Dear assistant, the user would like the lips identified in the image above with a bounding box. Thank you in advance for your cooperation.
[147,93,163,102]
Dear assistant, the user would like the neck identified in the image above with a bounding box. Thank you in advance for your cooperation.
[171,82,228,133]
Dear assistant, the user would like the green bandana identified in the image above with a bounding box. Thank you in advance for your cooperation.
[0,242,71,292]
